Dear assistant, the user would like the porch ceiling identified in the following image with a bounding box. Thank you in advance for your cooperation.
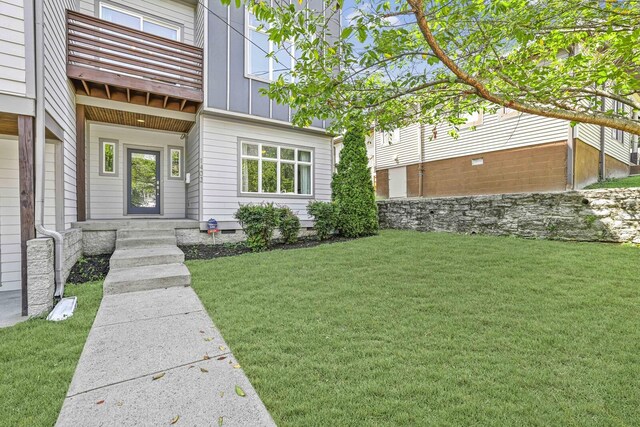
[85,105,194,133]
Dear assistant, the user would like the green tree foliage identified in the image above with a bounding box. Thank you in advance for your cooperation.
[307,201,337,240]
[237,0,640,136]
[332,126,378,237]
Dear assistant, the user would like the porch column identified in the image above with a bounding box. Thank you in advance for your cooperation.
[76,104,86,221]
[18,115,35,316]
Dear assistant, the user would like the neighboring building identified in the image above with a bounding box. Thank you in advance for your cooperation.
[375,107,637,199]
[0,0,337,317]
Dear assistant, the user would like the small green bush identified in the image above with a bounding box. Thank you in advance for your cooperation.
[234,203,280,251]
[278,207,300,244]
[307,201,337,240]
[332,125,378,237]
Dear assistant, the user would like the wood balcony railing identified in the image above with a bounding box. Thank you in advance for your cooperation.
[66,10,203,111]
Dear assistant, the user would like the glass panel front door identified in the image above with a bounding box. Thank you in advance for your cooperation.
[127,149,160,214]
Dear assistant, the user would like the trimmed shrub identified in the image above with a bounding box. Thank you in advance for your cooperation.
[307,201,336,240]
[332,125,378,237]
[278,207,300,244]
[234,203,280,252]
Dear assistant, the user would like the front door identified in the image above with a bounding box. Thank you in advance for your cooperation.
[127,149,161,214]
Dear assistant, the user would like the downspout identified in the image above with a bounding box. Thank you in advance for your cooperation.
[34,0,64,298]
[632,110,639,165]
[418,122,424,197]
[599,95,606,180]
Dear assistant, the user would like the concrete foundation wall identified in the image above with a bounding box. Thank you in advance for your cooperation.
[378,189,640,244]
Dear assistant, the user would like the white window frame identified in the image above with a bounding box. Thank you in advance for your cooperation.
[382,128,401,146]
[611,101,625,143]
[168,146,183,180]
[245,9,296,82]
[460,111,483,128]
[239,141,313,197]
[498,106,520,120]
[99,2,181,41]
[99,139,118,176]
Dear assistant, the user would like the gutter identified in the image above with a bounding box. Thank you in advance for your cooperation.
[34,0,64,298]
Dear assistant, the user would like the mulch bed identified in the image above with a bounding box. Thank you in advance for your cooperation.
[180,236,354,261]
[67,255,111,284]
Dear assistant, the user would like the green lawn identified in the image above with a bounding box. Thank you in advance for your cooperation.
[0,282,102,427]
[188,230,640,427]
[585,174,640,189]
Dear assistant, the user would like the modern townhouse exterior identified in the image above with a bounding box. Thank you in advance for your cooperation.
[0,0,337,318]
[374,106,638,199]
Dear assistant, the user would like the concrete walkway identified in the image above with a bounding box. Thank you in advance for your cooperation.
[0,290,25,328]
[56,286,275,426]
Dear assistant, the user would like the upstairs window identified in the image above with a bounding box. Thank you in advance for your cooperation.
[460,111,483,128]
[382,129,400,146]
[612,101,625,143]
[240,141,312,195]
[99,3,180,41]
[246,11,296,82]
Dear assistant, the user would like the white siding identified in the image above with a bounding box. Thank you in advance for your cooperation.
[374,124,421,169]
[423,113,568,163]
[0,138,21,291]
[0,0,27,97]
[200,116,332,225]
[87,123,186,219]
[44,0,78,228]
[78,0,196,45]
[43,142,57,230]
[576,99,631,167]
[185,116,200,220]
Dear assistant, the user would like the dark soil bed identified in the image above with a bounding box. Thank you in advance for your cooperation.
[68,255,110,284]
[180,236,354,261]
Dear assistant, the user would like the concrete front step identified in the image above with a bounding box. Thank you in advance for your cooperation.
[115,235,177,250]
[116,228,176,240]
[110,246,185,269]
[104,263,191,295]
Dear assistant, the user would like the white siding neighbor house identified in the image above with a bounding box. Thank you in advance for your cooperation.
[373,107,636,199]
[0,0,337,320]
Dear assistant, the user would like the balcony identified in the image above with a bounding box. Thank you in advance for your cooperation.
[66,10,203,113]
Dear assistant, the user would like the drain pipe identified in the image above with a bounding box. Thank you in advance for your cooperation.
[34,0,64,298]
[598,95,606,181]
[418,122,424,197]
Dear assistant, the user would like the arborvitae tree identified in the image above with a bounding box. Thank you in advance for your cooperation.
[332,125,378,237]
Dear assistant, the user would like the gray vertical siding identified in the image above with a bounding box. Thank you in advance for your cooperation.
[205,0,333,129]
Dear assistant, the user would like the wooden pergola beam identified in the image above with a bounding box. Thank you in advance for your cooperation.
[18,115,35,317]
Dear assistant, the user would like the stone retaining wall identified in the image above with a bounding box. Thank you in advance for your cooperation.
[27,228,83,316]
[377,189,640,243]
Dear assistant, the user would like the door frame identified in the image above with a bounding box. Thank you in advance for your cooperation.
[126,147,162,215]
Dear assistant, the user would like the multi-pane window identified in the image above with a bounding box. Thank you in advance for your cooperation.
[241,142,312,195]
[100,3,180,40]
[382,129,400,146]
[461,111,483,127]
[246,12,295,81]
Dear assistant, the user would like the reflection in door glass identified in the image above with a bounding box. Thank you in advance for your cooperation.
[131,153,157,208]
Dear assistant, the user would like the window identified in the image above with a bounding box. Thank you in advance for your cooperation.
[246,11,296,81]
[498,106,520,120]
[382,129,400,146]
[240,141,312,195]
[99,139,118,176]
[612,101,625,143]
[168,146,183,179]
[460,111,483,128]
[99,3,180,40]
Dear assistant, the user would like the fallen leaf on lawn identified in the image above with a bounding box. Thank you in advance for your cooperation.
[200,367,209,373]
[218,416,224,426]
[219,391,224,397]
[233,364,241,369]
[235,385,246,397]
[170,415,180,424]
[152,373,165,381]
[96,400,105,405]
[204,337,213,342]
[216,356,227,360]
[203,354,211,360]
[219,346,226,351]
